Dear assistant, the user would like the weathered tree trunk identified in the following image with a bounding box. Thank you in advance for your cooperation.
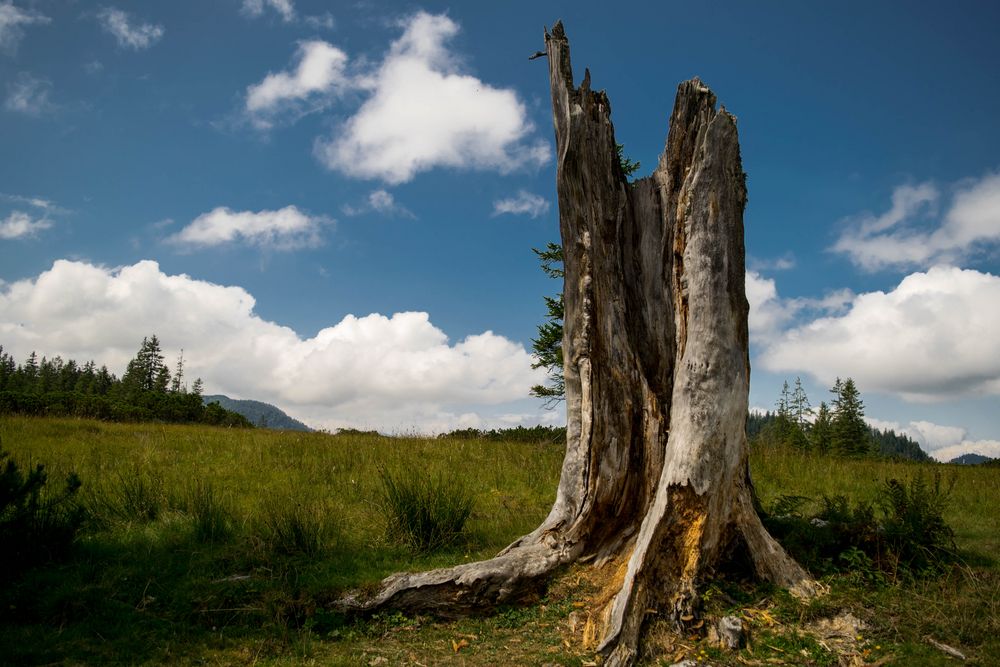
[338,22,817,665]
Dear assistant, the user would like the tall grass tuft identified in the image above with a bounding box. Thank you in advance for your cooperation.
[255,499,332,557]
[377,466,473,552]
[183,480,234,543]
[88,463,165,526]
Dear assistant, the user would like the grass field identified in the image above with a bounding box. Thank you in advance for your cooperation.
[1,416,997,665]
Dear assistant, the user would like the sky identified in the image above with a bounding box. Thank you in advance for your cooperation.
[1,1,999,461]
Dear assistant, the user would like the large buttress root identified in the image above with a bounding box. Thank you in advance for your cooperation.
[335,21,817,665]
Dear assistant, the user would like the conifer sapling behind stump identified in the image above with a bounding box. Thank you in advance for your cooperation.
[338,21,819,665]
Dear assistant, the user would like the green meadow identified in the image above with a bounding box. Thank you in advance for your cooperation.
[1,416,997,665]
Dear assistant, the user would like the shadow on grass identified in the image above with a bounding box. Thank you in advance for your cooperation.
[0,513,397,665]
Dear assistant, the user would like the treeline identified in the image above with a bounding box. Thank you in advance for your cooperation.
[750,377,929,461]
[438,425,567,443]
[0,337,250,427]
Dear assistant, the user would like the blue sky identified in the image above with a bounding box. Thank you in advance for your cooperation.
[1,1,999,460]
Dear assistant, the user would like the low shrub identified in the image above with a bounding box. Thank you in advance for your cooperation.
[765,471,956,581]
[0,442,84,577]
[377,466,473,552]
[878,470,956,574]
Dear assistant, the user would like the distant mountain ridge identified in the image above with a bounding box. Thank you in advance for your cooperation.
[203,395,312,431]
[948,452,996,465]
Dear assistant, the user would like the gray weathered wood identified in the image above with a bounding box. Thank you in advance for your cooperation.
[336,21,817,666]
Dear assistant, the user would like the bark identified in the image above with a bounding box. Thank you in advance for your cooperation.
[337,21,817,665]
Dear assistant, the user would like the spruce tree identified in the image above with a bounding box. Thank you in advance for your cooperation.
[776,380,791,420]
[790,377,811,430]
[529,242,565,405]
[122,335,166,393]
[831,377,869,456]
[170,350,185,394]
[23,351,39,389]
[810,401,833,454]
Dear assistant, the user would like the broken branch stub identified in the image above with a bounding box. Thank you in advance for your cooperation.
[338,21,818,666]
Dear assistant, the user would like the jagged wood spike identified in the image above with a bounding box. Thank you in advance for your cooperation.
[336,20,818,666]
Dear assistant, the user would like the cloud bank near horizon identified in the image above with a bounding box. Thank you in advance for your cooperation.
[0,259,550,433]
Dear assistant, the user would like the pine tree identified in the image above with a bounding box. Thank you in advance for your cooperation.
[170,350,185,393]
[529,242,565,405]
[616,143,642,179]
[810,401,833,454]
[0,346,14,390]
[77,361,96,394]
[154,365,171,394]
[38,356,59,393]
[122,335,166,393]
[790,377,811,430]
[95,365,114,394]
[772,379,809,450]
[23,351,39,389]
[776,380,791,420]
[831,377,869,456]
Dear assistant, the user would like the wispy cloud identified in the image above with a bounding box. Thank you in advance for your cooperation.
[492,191,550,218]
[4,72,53,115]
[97,6,164,50]
[241,0,295,23]
[0,210,51,239]
[167,205,331,250]
[832,173,1000,271]
[748,253,796,272]
[342,189,415,218]
[240,1,334,30]
[0,193,65,212]
[0,1,49,54]
[313,11,548,184]
[303,12,334,30]
[245,40,349,130]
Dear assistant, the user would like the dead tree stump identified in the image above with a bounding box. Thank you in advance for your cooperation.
[338,21,818,666]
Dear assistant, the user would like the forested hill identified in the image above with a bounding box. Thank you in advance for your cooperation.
[203,395,311,431]
[747,411,930,461]
[870,427,931,461]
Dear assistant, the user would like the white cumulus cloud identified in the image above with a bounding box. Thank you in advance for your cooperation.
[0,260,547,432]
[0,211,51,239]
[0,1,49,54]
[4,72,53,115]
[168,205,330,250]
[313,11,548,184]
[757,266,1000,401]
[245,40,349,129]
[492,191,550,218]
[97,7,164,50]
[832,174,1000,271]
[745,270,852,344]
